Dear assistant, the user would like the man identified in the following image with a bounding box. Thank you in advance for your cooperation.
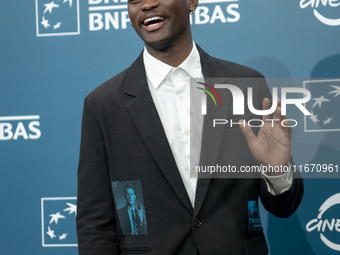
[117,184,146,235]
[76,0,303,254]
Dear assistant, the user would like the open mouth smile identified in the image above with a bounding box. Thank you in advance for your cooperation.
[142,16,166,30]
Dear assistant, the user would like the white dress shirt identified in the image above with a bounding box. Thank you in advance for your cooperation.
[143,43,292,207]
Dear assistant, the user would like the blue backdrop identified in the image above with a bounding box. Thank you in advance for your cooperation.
[1,1,339,254]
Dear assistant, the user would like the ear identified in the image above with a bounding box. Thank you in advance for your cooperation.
[189,0,198,13]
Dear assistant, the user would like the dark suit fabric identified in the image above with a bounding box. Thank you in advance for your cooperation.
[76,45,304,255]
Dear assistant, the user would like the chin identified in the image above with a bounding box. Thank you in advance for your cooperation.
[146,36,175,52]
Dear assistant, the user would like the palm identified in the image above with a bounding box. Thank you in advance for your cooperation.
[240,98,292,173]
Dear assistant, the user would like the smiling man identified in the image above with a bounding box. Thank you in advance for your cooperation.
[76,0,304,254]
[128,0,195,67]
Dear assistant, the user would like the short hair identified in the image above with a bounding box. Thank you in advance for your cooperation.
[124,184,135,195]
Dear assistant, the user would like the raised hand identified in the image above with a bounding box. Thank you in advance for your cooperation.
[136,206,143,224]
[239,98,292,175]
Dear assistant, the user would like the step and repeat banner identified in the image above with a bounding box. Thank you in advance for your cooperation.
[1,1,339,254]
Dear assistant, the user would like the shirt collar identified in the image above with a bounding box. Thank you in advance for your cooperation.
[143,42,202,90]
[127,205,134,210]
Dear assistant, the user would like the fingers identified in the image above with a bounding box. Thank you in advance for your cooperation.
[136,211,143,223]
[264,97,285,124]
[272,98,292,137]
[239,119,256,147]
[272,98,282,120]
[262,98,272,121]
[273,98,287,124]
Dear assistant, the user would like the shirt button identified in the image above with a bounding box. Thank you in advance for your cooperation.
[194,218,202,228]
[173,70,179,76]
[179,94,183,100]
[185,131,190,136]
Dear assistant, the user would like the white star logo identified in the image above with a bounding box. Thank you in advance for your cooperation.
[46,226,56,239]
[323,117,333,125]
[59,233,68,240]
[41,16,50,29]
[53,22,62,30]
[43,1,59,14]
[49,212,66,224]
[309,111,320,124]
[312,95,330,108]
[328,85,340,97]
[63,203,77,216]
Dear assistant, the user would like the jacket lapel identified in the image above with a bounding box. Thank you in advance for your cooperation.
[194,46,232,215]
[124,52,193,214]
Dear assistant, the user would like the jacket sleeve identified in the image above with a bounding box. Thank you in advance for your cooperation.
[260,171,304,218]
[76,98,119,255]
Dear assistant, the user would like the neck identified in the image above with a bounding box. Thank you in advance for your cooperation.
[145,37,193,67]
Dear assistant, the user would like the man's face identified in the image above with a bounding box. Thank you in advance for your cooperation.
[125,188,136,206]
[128,0,194,50]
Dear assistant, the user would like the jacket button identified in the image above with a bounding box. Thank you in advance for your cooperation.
[194,218,202,228]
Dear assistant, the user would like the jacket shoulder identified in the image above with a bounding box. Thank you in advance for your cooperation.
[211,56,265,78]
[85,67,129,105]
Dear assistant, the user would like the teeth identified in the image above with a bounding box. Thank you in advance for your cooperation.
[143,16,164,25]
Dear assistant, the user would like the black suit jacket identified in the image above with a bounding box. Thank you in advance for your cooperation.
[76,45,303,255]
